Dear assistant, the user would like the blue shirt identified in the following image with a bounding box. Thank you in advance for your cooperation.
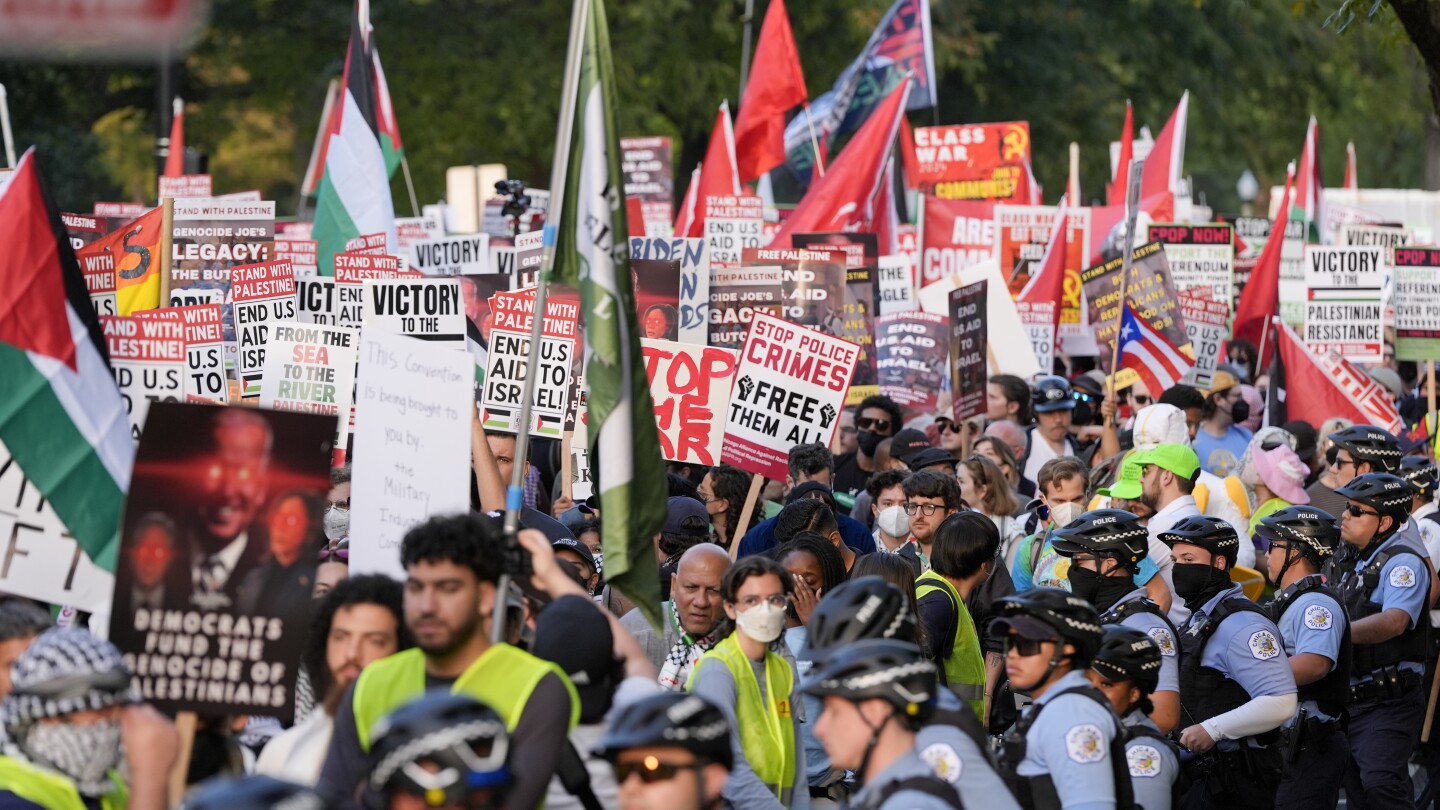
[1193,425,1253,477]
[1343,531,1431,682]
[736,512,877,559]
[1274,585,1346,722]
[1011,534,1158,594]
[1182,584,1297,748]
[1121,710,1178,810]
[916,689,1021,810]
[1110,589,1179,696]
[1015,669,1119,810]
[784,625,837,787]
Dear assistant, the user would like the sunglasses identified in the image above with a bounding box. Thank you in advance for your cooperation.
[856,417,893,432]
[936,420,964,434]
[1344,504,1380,519]
[614,757,700,784]
[1131,394,1152,406]
[318,541,350,562]
[1003,635,1053,657]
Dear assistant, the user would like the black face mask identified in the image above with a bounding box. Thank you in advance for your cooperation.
[1068,566,1136,612]
[857,430,884,456]
[1229,398,1251,424]
[1172,562,1232,610]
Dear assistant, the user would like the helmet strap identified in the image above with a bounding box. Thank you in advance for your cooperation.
[853,704,895,789]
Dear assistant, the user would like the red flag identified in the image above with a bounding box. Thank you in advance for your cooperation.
[1234,162,1294,359]
[771,78,913,248]
[673,164,702,237]
[1272,320,1403,433]
[1106,100,1133,206]
[676,103,740,238]
[163,97,185,177]
[1017,199,1067,335]
[1140,92,1188,200]
[1345,140,1358,190]
[733,0,807,184]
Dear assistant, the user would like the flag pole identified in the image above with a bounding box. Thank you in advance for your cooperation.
[803,103,826,178]
[1107,158,1144,420]
[158,197,175,308]
[493,0,589,644]
[738,0,755,102]
[0,83,15,169]
[298,78,339,221]
[399,153,421,217]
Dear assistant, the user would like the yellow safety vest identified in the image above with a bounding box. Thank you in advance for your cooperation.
[352,643,579,751]
[687,634,796,803]
[915,570,987,718]
[0,755,126,810]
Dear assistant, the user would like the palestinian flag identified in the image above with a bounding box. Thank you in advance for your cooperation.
[76,207,165,316]
[0,149,133,573]
[312,2,397,275]
[1294,116,1323,243]
[372,40,404,177]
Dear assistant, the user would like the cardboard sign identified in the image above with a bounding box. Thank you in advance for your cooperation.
[630,237,709,344]
[100,315,187,441]
[1147,223,1235,311]
[169,199,276,359]
[1277,218,1308,327]
[80,245,118,317]
[1340,224,1411,250]
[641,339,737,465]
[409,233,491,275]
[260,323,358,458]
[344,232,389,254]
[351,330,473,580]
[232,261,298,396]
[720,312,858,480]
[708,264,782,351]
[949,281,988,421]
[363,278,466,344]
[912,122,1034,203]
[109,403,334,724]
[1178,291,1229,388]
[875,312,947,411]
[703,195,764,268]
[992,205,1093,351]
[1393,247,1440,361]
[136,304,229,403]
[877,255,917,315]
[920,196,995,286]
[1080,241,1192,387]
[1304,245,1386,362]
[621,136,675,238]
[335,252,411,330]
[158,173,212,201]
[478,289,578,438]
[1014,301,1055,375]
[274,238,318,278]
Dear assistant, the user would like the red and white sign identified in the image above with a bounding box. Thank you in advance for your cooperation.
[642,339,737,465]
[1178,291,1228,389]
[232,260,298,396]
[135,304,228,404]
[919,196,994,286]
[158,174,213,201]
[344,232,389,255]
[99,315,186,441]
[704,195,764,268]
[0,0,207,58]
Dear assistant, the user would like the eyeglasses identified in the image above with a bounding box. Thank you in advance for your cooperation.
[613,757,700,784]
[1344,504,1380,519]
[326,501,349,513]
[903,502,945,516]
[856,417,892,433]
[695,492,712,504]
[1334,457,1358,470]
[318,540,350,562]
[736,594,789,610]
[1003,635,1052,657]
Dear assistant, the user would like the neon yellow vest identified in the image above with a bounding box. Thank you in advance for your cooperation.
[0,755,126,810]
[915,570,987,717]
[352,643,580,751]
[686,634,795,803]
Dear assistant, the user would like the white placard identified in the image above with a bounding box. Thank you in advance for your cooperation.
[877,255,917,315]
[1303,245,1387,362]
[409,233,491,275]
[362,278,466,344]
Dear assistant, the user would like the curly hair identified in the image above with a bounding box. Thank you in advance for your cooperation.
[400,512,504,584]
[857,395,904,435]
[304,574,412,701]
[777,531,848,596]
[706,464,761,543]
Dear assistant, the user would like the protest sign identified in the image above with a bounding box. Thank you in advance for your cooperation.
[276,221,314,239]
[1014,301,1055,377]
[1304,245,1386,362]
[395,215,442,251]
[158,174,212,201]
[491,230,545,278]
[95,201,147,222]
[351,330,473,580]
[918,259,1043,377]
[169,199,275,357]
[62,212,105,249]
[919,196,995,286]
[704,195,764,268]
[260,323,358,459]
[217,190,263,202]
[1147,223,1235,310]
[1080,241,1192,386]
[1323,203,1387,244]
[631,236,709,343]
[1340,224,1411,249]
[344,232,389,254]
[1231,215,1270,304]
[1393,247,1440,361]
[409,233,490,275]
[1277,218,1308,327]
[875,312,947,411]
[789,236,880,402]
[877,255,917,314]
[297,278,338,325]
[79,245,118,317]
[232,260,298,396]
[478,289,578,438]
[621,136,674,237]
[634,259,683,342]
[1178,291,1229,388]
[109,403,333,724]
[993,205,1093,351]
[363,278,466,344]
[457,274,514,398]
[136,304,229,403]
[275,238,318,278]
[949,281,988,421]
[708,263,782,351]
[641,339,737,465]
[912,122,1034,203]
[100,315,186,441]
[720,312,858,481]
[335,251,410,329]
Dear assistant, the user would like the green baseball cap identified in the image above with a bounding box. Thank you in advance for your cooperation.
[1099,455,1144,500]
[1129,443,1201,482]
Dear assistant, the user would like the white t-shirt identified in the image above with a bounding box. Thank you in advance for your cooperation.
[255,712,333,785]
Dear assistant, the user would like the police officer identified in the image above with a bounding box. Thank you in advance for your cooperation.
[1159,515,1297,809]
[1333,472,1432,809]
[804,640,962,809]
[594,692,733,810]
[1255,506,1351,810]
[1398,456,1440,553]
[180,776,339,810]
[366,691,514,810]
[805,576,1019,808]
[991,588,1131,810]
[1088,625,1181,810]
[1055,508,1182,733]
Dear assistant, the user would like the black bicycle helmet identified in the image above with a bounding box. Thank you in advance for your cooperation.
[806,576,915,654]
[802,639,937,721]
[1090,624,1162,695]
[1328,425,1402,472]
[991,587,1104,662]
[594,692,733,770]
[1335,472,1414,525]
[367,692,511,806]
[1051,509,1150,569]
[1157,515,1240,563]
[1399,456,1437,499]
[1033,375,1077,413]
[1253,506,1341,563]
[180,776,337,810]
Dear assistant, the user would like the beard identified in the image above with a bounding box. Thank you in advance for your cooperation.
[415,610,482,659]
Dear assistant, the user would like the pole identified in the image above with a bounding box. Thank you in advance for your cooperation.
[803,104,826,179]
[298,78,339,221]
[738,0,755,102]
[158,197,175,309]
[156,45,173,179]
[400,153,421,217]
[1068,142,1080,205]
[493,0,590,644]
[1106,158,1144,419]
[1429,360,1437,457]
[0,84,15,169]
[168,711,197,804]
[729,475,765,559]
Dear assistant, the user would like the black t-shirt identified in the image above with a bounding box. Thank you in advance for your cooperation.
[833,452,871,500]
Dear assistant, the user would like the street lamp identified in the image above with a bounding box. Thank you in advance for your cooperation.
[1237,169,1259,216]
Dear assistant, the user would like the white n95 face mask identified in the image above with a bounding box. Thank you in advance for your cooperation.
[877,504,910,537]
[1048,501,1085,530]
[735,603,787,644]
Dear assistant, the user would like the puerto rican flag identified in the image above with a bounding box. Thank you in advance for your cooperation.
[1117,304,1193,395]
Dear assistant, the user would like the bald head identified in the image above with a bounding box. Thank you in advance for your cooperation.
[673,543,730,636]
[985,420,1027,459]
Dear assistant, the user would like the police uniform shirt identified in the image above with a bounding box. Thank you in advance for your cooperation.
[1184,583,1297,750]
[1121,709,1179,810]
[915,688,1021,810]
[1346,530,1429,682]
[851,747,962,810]
[1014,669,1119,809]
[1110,589,1180,696]
[1275,587,1347,723]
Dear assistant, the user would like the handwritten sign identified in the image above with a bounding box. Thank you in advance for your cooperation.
[641,339,737,465]
[630,237,709,344]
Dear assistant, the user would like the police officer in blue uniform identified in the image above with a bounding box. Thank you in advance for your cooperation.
[1332,472,1432,809]
[1088,624,1181,810]
[991,588,1132,810]
[805,576,1020,809]
[1159,515,1297,809]
[1255,506,1351,810]
[1055,508,1182,733]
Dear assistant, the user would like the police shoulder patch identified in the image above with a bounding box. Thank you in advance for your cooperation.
[919,743,963,784]
[1303,604,1333,631]
[1247,629,1280,660]
[1065,723,1107,764]
[1389,565,1417,589]
[1127,744,1162,778]
[1147,626,1176,657]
